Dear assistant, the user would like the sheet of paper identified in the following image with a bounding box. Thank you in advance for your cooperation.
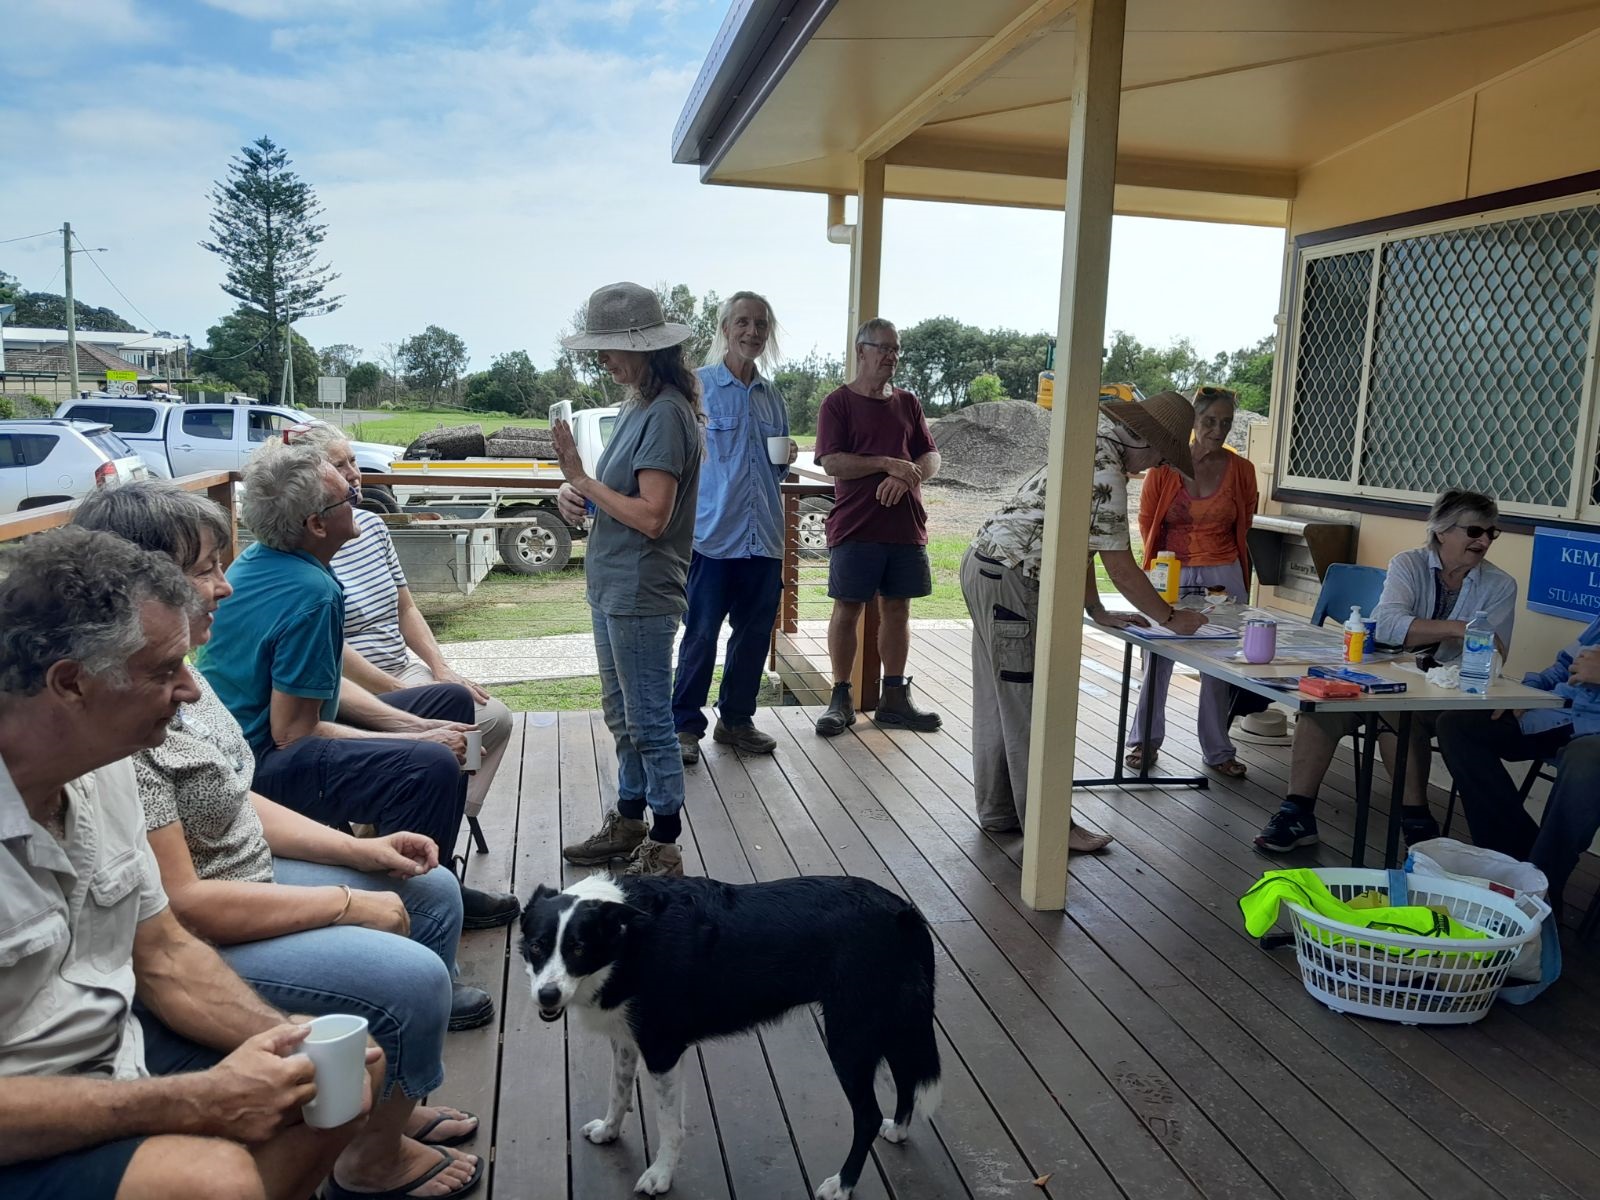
[1127,623,1238,640]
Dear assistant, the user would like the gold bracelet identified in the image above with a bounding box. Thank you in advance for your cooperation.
[332,884,354,925]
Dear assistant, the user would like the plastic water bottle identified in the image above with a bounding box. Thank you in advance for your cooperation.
[1342,606,1367,663]
[1460,610,1495,694]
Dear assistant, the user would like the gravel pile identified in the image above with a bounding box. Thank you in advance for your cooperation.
[927,400,1052,490]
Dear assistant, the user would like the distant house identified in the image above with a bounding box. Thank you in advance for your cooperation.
[0,327,190,389]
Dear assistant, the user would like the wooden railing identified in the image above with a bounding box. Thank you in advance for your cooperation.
[0,471,240,559]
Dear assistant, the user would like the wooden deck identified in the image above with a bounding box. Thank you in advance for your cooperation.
[444,625,1600,1200]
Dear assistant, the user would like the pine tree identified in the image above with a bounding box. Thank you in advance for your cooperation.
[200,136,341,400]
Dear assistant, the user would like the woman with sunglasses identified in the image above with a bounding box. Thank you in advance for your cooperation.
[1256,488,1518,854]
[1127,386,1257,779]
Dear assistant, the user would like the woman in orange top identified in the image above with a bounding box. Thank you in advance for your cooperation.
[1128,387,1258,778]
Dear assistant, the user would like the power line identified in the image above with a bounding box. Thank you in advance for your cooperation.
[0,228,59,246]
[71,233,163,333]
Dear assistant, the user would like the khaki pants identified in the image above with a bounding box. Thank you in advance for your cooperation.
[960,548,1040,831]
[398,658,513,819]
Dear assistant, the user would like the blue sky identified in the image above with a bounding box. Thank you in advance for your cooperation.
[2,0,1285,373]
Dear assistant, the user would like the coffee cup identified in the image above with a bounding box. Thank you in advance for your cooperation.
[295,1014,369,1129]
[767,435,795,466]
[462,728,483,773]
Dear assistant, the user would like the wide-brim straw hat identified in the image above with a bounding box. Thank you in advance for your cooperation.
[559,282,692,352]
[1100,389,1195,478]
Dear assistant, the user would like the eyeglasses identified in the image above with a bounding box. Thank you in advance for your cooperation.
[1453,524,1501,541]
[311,484,360,519]
[859,340,901,354]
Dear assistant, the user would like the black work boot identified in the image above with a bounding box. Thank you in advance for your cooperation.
[814,683,855,737]
[875,676,942,731]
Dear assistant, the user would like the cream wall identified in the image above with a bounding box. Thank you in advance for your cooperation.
[1274,31,1600,675]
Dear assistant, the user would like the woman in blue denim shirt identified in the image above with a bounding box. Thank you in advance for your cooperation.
[1438,615,1600,911]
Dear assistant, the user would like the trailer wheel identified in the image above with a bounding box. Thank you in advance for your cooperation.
[497,506,572,574]
[798,496,832,560]
[358,483,399,515]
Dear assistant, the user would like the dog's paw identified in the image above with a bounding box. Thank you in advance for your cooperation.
[878,1118,909,1144]
[634,1162,674,1194]
[815,1175,852,1200]
[582,1118,620,1145]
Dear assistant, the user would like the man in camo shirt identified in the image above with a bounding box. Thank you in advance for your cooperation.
[960,392,1204,850]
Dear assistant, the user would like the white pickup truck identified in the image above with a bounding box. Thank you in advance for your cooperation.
[54,397,403,499]
[382,401,617,574]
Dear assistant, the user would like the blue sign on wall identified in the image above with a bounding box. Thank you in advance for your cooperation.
[1528,526,1600,622]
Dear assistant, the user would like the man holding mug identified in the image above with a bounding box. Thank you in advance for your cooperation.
[671,291,796,763]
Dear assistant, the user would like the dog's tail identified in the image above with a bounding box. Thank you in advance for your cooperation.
[888,906,942,1120]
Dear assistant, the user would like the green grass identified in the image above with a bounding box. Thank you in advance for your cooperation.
[415,566,590,641]
[351,410,544,444]
[488,666,783,713]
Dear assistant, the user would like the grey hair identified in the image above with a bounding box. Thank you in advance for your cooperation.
[854,317,897,349]
[242,443,335,551]
[705,291,782,373]
[72,479,233,571]
[271,422,351,459]
[1425,488,1499,547]
[0,526,196,697]
[1192,386,1237,417]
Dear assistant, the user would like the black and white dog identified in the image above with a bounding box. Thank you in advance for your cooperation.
[521,873,941,1198]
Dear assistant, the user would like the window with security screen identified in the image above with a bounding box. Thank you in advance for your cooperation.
[1281,194,1600,520]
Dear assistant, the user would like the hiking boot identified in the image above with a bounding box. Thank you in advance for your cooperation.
[621,839,684,878]
[1255,804,1320,853]
[713,720,776,755]
[875,677,942,732]
[678,731,701,766]
[815,683,855,738]
[1401,808,1442,848]
[561,810,648,865]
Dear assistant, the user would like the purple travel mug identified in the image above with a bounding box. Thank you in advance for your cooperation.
[1242,617,1278,664]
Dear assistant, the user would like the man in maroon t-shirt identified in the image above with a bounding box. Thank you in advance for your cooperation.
[812,318,943,736]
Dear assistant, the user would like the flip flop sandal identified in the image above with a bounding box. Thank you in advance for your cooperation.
[1210,759,1248,779]
[412,1108,480,1147]
[325,1147,484,1200]
[1124,746,1158,771]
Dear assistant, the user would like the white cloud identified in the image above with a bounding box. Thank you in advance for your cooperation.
[2,12,1285,374]
[198,0,438,18]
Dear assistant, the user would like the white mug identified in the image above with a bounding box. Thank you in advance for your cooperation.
[462,728,483,773]
[295,1014,369,1129]
[767,435,795,466]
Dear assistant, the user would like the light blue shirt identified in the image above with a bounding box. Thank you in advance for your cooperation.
[1519,615,1600,739]
[692,362,788,560]
[1371,545,1518,664]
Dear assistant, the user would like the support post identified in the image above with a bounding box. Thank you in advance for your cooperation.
[1021,0,1126,911]
[63,222,80,399]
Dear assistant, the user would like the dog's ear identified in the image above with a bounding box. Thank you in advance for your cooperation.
[520,884,559,932]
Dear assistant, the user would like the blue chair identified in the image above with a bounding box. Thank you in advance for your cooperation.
[1310,563,1388,628]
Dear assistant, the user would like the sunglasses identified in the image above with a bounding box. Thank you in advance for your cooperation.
[1453,524,1501,541]
[311,484,361,519]
[1196,385,1236,400]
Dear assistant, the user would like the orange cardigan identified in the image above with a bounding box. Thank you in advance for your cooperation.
[1138,449,1258,583]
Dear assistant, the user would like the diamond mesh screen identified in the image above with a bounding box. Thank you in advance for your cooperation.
[1286,203,1600,513]
[1285,250,1372,482]
[1360,207,1600,507]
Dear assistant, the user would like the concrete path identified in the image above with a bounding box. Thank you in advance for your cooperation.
[438,618,973,684]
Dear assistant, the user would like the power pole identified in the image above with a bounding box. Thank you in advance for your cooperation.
[63,222,80,399]
[280,318,293,407]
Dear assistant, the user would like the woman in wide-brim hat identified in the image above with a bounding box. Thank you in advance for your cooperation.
[553,282,705,879]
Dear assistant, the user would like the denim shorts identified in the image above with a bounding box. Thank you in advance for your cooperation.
[827,541,932,602]
[0,1138,147,1200]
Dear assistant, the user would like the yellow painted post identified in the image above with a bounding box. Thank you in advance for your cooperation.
[1021,0,1126,911]
[845,155,886,710]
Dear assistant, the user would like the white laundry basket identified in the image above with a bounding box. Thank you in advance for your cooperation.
[1284,868,1549,1025]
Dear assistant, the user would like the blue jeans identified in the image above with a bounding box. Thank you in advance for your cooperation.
[253,683,471,861]
[672,552,783,736]
[593,607,684,818]
[215,859,461,1099]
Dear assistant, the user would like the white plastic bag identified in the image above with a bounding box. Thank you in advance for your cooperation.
[1407,837,1551,986]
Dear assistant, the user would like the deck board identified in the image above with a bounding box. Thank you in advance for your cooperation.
[445,624,1600,1200]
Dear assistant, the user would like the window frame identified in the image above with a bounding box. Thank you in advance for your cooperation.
[1276,187,1600,524]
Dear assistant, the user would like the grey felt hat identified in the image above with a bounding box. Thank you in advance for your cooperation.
[560,282,692,352]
